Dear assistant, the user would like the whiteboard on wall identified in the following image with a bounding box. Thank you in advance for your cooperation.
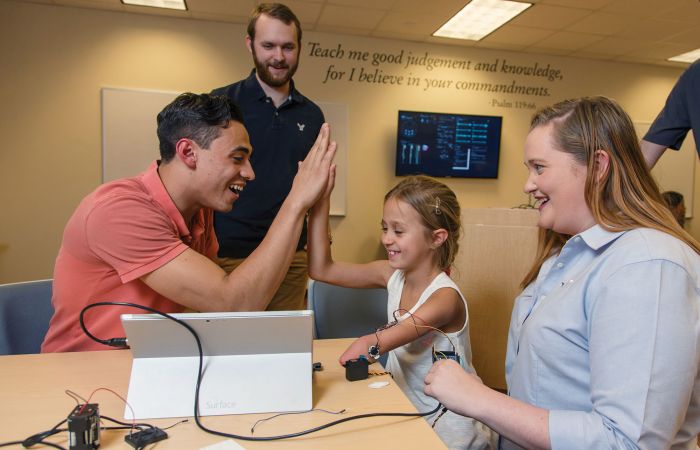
[317,102,347,216]
[634,122,695,218]
[101,87,347,216]
[101,87,177,183]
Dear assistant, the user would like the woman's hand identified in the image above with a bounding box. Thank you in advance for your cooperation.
[424,359,488,417]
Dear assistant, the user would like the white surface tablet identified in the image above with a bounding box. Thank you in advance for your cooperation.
[120,310,313,419]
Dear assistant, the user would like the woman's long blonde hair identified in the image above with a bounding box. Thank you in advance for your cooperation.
[521,96,699,288]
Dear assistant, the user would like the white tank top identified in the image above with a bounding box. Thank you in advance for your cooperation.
[384,270,495,449]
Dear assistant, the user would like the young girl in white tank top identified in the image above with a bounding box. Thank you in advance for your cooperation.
[308,175,495,449]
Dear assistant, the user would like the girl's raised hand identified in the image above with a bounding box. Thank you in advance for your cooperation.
[287,123,337,212]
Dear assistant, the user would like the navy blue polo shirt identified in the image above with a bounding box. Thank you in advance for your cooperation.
[644,60,700,155]
[211,70,325,258]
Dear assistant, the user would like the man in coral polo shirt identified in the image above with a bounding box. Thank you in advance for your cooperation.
[42,92,335,352]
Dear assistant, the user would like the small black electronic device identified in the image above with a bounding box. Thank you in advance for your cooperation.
[67,403,100,450]
[345,357,370,381]
[124,428,168,448]
[432,349,461,364]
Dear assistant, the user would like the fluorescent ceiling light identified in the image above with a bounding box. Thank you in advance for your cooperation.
[121,0,187,11]
[433,0,532,41]
[668,48,700,64]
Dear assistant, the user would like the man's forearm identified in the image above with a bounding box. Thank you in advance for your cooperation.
[640,139,667,168]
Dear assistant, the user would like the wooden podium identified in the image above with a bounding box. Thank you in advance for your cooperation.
[451,208,539,391]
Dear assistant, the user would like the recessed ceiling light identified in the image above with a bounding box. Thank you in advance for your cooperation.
[121,0,187,11]
[668,48,700,64]
[433,0,532,41]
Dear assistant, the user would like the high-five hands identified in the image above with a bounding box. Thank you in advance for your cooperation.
[288,123,337,211]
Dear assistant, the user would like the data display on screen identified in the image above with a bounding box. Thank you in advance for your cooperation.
[395,111,502,178]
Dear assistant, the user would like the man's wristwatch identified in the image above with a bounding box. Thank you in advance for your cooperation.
[368,343,380,359]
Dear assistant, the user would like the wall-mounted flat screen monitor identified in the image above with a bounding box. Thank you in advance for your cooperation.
[395,110,502,178]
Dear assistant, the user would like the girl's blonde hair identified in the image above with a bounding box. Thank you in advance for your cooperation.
[521,96,700,287]
[385,175,461,271]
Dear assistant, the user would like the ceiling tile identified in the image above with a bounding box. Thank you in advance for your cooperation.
[662,27,700,47]
[614,55,688,69]
[614,55,660,64]
[473,41,527,52]
[190,11,247,22]
[480,25,554,46]
[602,0,688,17]
[10,0,699,68]
[56,0,123,10]
[530,31,603,51]
[328,0,397,10]
[371,30,430,43]
[375,11,447,35]
[658,2,700,24]
[390,0,466,16]
[120,4,189,18]
[573,51,616,60]
[537,0,613,9]
[17,0,55,4]
[508,4,592,30]
[51,0,124,12]
[579,37,651,56]
[56,0,120,5]
[625,41,698,61]
[522,46,572,56]
[426,35,480,48]
[566,11,627,36]
[611,17,695,42]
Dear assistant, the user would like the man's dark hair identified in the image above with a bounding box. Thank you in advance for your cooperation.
[247,3,302,46]
[157,93,243,162]
[662,190,684,209]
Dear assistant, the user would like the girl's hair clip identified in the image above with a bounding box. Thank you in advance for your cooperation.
[434,197,442,215]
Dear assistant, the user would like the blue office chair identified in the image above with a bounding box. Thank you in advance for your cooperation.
[307,280,388,365]
[0,279,54,355]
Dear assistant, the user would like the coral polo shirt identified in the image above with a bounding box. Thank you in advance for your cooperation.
[42,161,218,352]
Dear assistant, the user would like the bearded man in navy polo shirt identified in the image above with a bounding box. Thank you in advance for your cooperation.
[211,3,324,311]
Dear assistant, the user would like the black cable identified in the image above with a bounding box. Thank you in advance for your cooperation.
[80,302,443,441]
[0,391,186,449]
[0,441,66,450]
[23,418,67,449]
[0,419,68,449]
[79,302,131,348]
[100,414,154,431]
[27,442,66,450]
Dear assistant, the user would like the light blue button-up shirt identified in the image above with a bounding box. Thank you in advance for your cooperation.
[504,225,700,450]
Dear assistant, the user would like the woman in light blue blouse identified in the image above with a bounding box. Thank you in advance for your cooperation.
[424,96,700,450]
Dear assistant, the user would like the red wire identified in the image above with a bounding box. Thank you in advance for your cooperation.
[78,387,137,431]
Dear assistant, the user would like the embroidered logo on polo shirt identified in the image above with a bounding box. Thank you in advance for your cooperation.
[297,123,306,131]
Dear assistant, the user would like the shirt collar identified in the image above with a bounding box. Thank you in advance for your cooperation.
[140,161,191,239]
[245,69,303,104]
[578,224,626,251]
